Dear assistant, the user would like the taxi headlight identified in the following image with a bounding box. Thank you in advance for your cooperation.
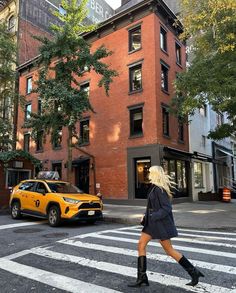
[63,197,80,204]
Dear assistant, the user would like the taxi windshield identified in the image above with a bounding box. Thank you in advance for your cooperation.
[47,182,83,194]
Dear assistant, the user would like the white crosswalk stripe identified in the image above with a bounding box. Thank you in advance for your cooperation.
[0,224,235,293]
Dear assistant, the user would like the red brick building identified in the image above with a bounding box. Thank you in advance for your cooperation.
[17,0,191,201]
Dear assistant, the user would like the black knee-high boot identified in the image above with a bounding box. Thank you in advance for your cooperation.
[128,256,149,287]
[179,255,204,286]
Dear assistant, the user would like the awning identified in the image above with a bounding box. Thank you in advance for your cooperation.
[72,157,90,166]
[216,149,234,157]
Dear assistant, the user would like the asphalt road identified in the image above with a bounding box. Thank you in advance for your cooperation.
[0,214,235,293]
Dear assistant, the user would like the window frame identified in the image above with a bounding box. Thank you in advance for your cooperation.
[178,118,184,142]
[79,119,90,145]
[26,77,32,94]
[128,25,142,53]
[160,62,169,93]
[129,63,142,93]
[23,133,30,152]
[160,26,167,52]
[129,105,144,137]
[162,106,170,137]
[194,162,204,188]
[24,103,32,121]
[8,15,16,32]
[36,130,44,152]
[175,42,182,65]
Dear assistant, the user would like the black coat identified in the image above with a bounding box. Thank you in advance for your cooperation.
[142,184,178,240]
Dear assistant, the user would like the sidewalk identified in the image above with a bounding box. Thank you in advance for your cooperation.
[103,200,236,230]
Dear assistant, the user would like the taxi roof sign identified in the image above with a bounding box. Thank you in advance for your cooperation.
[37,171,60,180]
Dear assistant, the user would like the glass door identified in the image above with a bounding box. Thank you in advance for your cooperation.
[135,158,151,199]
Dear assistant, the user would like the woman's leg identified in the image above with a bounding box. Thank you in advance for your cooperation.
[159,239,204,286]
[128,232,152,287]
[138,232,152,256]
[159,239,182,261]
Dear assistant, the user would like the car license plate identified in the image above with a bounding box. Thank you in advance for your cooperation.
[88,210,95,216]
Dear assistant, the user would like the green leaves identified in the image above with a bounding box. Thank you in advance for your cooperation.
[173,0,236,139]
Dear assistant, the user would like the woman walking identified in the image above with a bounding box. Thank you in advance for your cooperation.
[128,165,204,288]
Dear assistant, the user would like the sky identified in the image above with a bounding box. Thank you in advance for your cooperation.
[105,0,121,9]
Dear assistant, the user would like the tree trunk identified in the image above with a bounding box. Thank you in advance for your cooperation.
[67,126,73,182]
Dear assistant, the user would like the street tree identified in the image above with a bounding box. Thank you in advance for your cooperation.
[0,21,17,151]
[24,0,118,181]
[172,0,236,139]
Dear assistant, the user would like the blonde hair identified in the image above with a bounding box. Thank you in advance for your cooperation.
[148,165,175,198]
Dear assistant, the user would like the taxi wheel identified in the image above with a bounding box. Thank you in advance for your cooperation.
[48,206,61,227]
[11,202,22,219]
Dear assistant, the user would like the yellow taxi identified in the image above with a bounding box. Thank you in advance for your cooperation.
[9,176,103,227]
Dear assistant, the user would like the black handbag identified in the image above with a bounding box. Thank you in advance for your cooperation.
[140,215,146,226]
[140,186,156,226]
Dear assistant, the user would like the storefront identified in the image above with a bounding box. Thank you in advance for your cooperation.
[127,144,192,200]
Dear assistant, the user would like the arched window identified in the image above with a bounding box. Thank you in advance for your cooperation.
[8,15,16,32]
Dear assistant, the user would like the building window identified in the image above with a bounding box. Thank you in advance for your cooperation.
[25,103,31,121]
[80,82,90,97]
[199,104,207,117]
[129,64,142,92]
[26,77,32,94]
[178,118,184,141]
[161,63,169,92]
[52,162,62,179]
[194,162,204,188]
[175,42,181,65]
[162,107,169,136]
[36,131,43,151]
[59,5,66,15]
[130,107,143,136]
[23,133,30,152]
[38,98,42,115]
[8,15,16,32]
[80,119,89,145]
[216,112,224,126]
[52,127,62,149]
[129,26,141,52]
[160,27,167,52]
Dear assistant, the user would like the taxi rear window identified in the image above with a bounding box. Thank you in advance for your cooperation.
[47,182,82,194]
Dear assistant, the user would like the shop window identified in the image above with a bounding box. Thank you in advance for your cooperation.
[129,25,141,52]
[160,27,167,52]
[163,159,188,198]
[7,170,31,188]
[162,107,169,136]
[194,162,204,188]
[129,64,142,92]
[23,133,30,152]
[80,119,89,145]
[25,103,31,121]
[130,107,143,136]
[26,77,32,94]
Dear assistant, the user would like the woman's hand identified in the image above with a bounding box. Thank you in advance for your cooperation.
[140,214,145,226]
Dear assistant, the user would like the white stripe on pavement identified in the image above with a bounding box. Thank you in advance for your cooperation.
[129,227,236,241]
[109,230,236,248]
[177,228,236,236]
[58,239,236,275]
[79,233,236,259]
[0,221,46,230]
[29,247,234,293]
[0,257,121,293]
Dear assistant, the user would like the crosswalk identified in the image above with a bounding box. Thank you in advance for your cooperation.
[0,225,236,292]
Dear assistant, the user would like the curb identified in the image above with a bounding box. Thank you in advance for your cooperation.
[103,216,139,225]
